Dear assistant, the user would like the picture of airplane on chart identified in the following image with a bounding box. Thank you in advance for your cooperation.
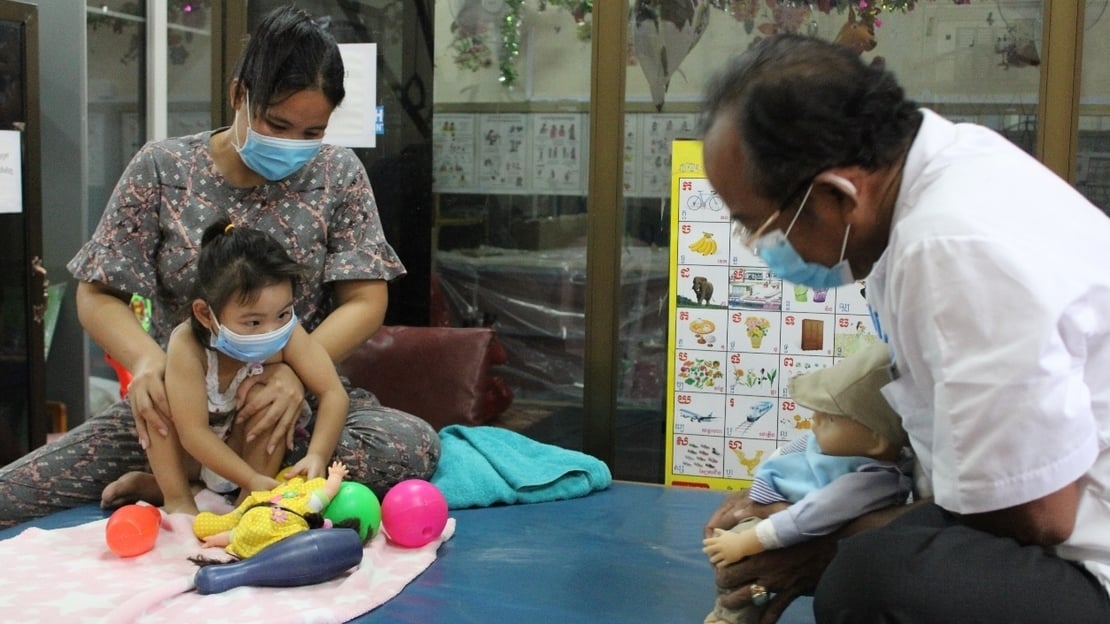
[679,408,718,423]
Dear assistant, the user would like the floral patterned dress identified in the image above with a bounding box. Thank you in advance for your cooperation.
[0,130,440,529]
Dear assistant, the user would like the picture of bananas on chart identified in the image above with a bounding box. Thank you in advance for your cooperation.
[688,232,718,255]
[679,221,730,266]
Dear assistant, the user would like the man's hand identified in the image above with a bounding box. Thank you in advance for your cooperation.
[704,489,788,538]
[714,531,839,623]
[235,363,305,454]
[707,492,921,624]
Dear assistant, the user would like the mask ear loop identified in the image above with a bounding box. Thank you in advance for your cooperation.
[838,224,852,262]
[815,173,859,264]
[232,91,253,151]
[782,183,815,238]
[206,305,224,336]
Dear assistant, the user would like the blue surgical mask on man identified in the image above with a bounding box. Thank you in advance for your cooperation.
[232,92,323,181]
[209,311,298,363]
[751,183,854,289]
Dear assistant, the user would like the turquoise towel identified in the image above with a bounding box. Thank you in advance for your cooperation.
[431,425,612,509]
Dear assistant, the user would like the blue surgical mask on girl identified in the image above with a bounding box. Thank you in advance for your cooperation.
[209,311,298,363]
[232,92,323,181]
[751,183,855,289]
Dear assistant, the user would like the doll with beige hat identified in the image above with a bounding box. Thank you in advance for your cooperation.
[702,342,913,624]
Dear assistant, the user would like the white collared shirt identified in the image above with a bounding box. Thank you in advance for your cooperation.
[869,109,1110,590]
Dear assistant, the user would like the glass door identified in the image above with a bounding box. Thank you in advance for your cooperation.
[0,0,44,465]
[84,1,214,393]
[223,1,1072,484]
[620,0,1048,486]
[238,0,434,325]
[430,0,596,455]
[1077,0,1110,214]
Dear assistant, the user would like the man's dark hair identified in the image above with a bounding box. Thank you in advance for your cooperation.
[702,34,922,205]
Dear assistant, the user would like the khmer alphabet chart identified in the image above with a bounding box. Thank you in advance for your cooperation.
[665,140,881,491]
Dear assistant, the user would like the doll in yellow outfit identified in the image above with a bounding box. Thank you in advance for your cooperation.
[194,460,351,559]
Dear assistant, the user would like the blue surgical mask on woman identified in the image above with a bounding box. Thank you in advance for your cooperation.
[232,92,323,181]
[751,183,855,289]
[209,311,298,363]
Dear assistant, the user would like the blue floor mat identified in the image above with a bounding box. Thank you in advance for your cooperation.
[1,482,815,623]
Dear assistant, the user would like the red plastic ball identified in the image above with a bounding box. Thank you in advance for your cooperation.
[380,479,448,548]
[105,504,162,557]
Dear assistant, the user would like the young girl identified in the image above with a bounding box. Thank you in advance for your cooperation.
[149,218,349,516]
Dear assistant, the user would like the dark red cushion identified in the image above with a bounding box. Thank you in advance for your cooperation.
[338,326,512,430]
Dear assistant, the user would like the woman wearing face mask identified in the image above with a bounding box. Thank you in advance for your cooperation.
[0,5,440,528]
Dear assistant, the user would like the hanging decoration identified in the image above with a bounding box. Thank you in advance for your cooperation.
[752,1,813,35]
[449,0,593,87]
[87,0,209,66]
[631,0,713,112]
[449,0,976,92]
[539,0,594,40]
[498,0,526,85]
[833,5,877,54]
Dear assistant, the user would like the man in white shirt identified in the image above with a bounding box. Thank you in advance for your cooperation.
[700,33,1110,623]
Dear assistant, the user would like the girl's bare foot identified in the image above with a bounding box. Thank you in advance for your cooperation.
[161,495,200,517]
[101,471,163,509]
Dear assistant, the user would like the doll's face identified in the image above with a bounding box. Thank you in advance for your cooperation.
[811,411,887,458]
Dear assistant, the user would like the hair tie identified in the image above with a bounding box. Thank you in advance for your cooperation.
[224,223,235,234]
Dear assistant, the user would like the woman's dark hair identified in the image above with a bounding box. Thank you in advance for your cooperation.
[701,33,923,205]
[233,4,345,114]
[190,218,303,345]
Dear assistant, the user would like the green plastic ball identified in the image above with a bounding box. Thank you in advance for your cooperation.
[324,482,381,541]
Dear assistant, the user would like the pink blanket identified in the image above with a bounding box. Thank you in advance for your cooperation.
[2,509,455,623]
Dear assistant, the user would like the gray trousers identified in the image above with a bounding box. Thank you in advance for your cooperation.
[0,383,440,529]
[815,502,1110,624]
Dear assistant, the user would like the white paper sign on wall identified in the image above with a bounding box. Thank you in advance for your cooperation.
[0,130,23,214]
[324,43,378,148]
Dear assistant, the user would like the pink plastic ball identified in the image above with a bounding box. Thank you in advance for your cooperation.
[381,479,448,548]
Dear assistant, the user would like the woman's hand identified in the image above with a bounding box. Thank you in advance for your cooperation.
[74,280,171,450]
[126,352,171,449]
[235,362,305,455]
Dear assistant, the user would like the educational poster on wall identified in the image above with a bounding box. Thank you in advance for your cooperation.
[532,113,586,195]
[432,113,477,193]
[664,140,881,491]
[477,113,530,193]
[639,113,697,198]
[622,114,641,196]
